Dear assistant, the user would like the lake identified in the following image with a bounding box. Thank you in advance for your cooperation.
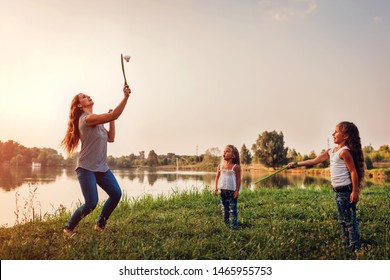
[0,166,386,227]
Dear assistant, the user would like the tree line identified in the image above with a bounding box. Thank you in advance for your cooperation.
[1,132,389,170]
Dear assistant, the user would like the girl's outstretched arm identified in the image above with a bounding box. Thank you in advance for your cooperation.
[288,149,330,168]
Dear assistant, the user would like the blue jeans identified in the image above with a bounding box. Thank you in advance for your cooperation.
[65,168,122,231]
[220,190,238,229]
[335,191,360,251]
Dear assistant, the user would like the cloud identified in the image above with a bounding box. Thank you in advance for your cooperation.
[258,0,318,22]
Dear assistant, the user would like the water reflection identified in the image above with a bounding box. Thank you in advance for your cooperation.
[1,166,388,192]
[113,169,216,186]
[63,168,78,180]
[0,166,62,191]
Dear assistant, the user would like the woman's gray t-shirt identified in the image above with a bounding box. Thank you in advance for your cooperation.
[76,113,109,172]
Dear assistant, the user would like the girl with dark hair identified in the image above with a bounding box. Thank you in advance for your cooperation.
[61,84,131,236]
[213,145,242,229]
[288,121,364,252]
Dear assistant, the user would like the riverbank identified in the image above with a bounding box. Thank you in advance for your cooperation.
[1,185,389,260]
[153,163,390,180]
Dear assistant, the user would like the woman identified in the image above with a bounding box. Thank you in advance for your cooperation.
[61,83,131,235]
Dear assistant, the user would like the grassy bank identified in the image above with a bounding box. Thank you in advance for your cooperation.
[0,186,389,260]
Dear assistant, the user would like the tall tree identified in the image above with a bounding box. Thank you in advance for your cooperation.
[240,144,252,165]
[252,130,288,169]
[147,150,159,166]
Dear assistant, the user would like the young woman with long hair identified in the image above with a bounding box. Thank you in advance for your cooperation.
[61,84,131,236]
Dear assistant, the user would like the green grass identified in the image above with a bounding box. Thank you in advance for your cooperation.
[0,186,389,260]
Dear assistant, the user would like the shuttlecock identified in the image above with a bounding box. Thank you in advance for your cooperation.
[123,55,131,62]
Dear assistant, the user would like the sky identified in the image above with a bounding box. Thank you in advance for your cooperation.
[1,0,389,158]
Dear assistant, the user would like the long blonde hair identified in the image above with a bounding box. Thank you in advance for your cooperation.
[61,94,83,155]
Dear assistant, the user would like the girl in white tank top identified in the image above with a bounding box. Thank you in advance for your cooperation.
[287,122,364,252]
[328,146,352,188]
[213,145,241,229]
[217,163,238,191]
